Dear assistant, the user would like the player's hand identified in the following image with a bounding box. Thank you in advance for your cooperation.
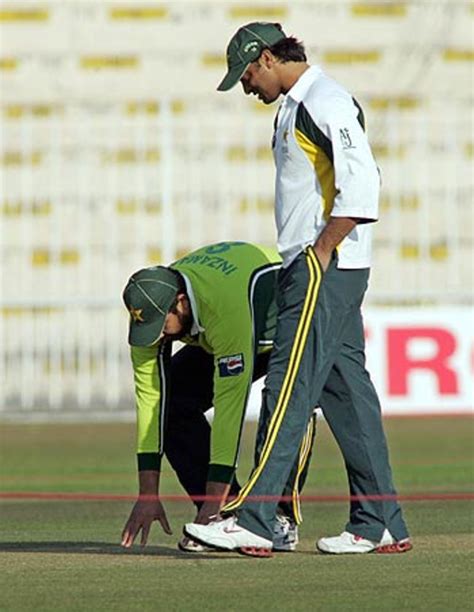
[194,501,222,525]
[193,481,231,524]
[121,497,172,548]
[312,244,331,272]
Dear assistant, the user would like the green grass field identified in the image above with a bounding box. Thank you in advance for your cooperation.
[1,417,473,611]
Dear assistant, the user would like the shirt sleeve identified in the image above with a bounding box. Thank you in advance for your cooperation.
[130,344,169,471]
[327,99,380,221]
[301,94,380,222]
[204,303,255,483]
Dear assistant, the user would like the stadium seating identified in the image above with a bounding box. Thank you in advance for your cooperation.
[0,0,472,414]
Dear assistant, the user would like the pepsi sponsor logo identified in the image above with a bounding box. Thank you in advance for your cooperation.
[218,353,245,377]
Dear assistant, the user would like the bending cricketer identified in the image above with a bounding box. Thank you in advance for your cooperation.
[120,241,316,552]
[185,23,412,556]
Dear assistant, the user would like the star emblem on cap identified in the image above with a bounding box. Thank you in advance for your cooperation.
[129,307,144,323]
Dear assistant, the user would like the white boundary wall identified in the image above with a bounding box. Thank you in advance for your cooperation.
[1,306,472,420]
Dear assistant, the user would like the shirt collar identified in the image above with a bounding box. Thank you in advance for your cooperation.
[181,272,205,335]
[286,65,322,103]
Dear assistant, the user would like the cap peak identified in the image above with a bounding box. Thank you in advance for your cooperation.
[217,22,286,92]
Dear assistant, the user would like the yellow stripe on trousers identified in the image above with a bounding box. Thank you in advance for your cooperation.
[292,415,315,524]
[224,248,322,513]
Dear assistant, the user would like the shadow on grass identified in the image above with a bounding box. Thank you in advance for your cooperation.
[0,540,233,559]
[0,541,320,559]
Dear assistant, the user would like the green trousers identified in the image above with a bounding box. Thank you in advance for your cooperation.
[224,247,409,543]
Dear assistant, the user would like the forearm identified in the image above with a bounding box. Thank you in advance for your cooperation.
[132,344,167,462]
[206,481,231,506]
[315,216,358,253]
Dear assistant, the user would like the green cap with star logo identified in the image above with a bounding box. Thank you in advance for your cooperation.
[217,22,287,92]
[122,266,180,346]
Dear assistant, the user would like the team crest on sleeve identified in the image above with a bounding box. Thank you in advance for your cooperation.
[340,128,355,150]
[218,354,245,377]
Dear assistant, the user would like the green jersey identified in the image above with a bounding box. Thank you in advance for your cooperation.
[130,241,281,481]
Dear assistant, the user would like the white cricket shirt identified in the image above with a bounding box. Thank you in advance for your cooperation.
[272,65,380,269]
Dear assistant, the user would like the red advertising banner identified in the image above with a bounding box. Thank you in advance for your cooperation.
[364,308,473,415]
[246,308,474,418]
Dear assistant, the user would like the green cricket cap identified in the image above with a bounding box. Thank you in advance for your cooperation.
[122,266,180,346]
[217,22,287,92]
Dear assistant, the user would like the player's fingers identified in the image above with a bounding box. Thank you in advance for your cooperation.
[121,523,138,548]
[140,523,150,547]
[121,518,133,541]
[121,525,131,547]
[158,512,172,535]
[121,526,127,544]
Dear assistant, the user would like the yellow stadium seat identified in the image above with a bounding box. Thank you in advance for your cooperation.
[3,105,24,119]
[0,57,18,70]
[443,49,474,62]
[239,197,273,214]
[1,151,43,165]
[3,104,63,120]
[400,243,420,259]
[147,247,163,263]
[144,200,161,214]
[227,146,247,162]
[102,148,161,164]
[351,3,407,18]
[31,201,52,216]
[109,7,169,21]
[31,249,80,266]
[116,199,138,215]
[399,194,420,210]
[1,200,52,216]
[171,100,185,114]
[60,249,80,265]
[145,149,160,162]
[369,96,422,111]
[80,55,140,70]
[31,249,50,267]
[322,50,381,64]
[201,53,226,67]
[430,242,449,261]
[0,8,48,21]
[226,146,273,162]
[228,6,288,19]
[125,100,159,115]
[2,201,23,216]
[372,144,406,159]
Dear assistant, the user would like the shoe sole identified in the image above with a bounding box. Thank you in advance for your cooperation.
[317,545,371,554]
[376,540,413,554]
[317,539,413,555]
[183,528,273,558]
[177,541,214,553]
[239,546,273,558]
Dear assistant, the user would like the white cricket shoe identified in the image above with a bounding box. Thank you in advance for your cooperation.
[184,515,273,557]
[273,515,299,552]
[317,529,412,554]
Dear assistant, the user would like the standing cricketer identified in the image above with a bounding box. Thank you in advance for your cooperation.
[185,23,412,556]
[120,241,316,552]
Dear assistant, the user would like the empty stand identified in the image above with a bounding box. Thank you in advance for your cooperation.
[0,0,472,415]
